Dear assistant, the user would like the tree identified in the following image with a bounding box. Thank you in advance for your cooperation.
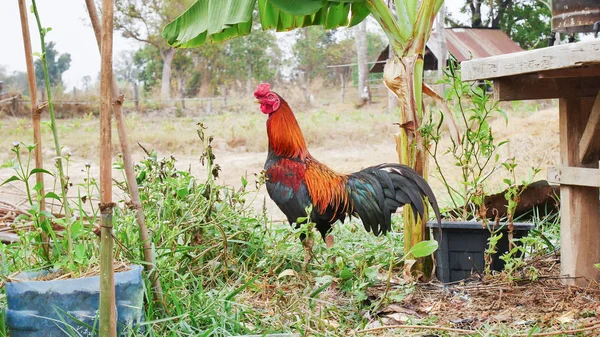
[115,50,141,107]
[34,41,71,88]
[0,66,29,95]
[226,26,281,93]
[171,50,193,106]
[81,75,92,94]
[459,0,551,48]
[293,26,334,103]
[132,45,163,94]
[500,0,551,49]
[163,0,445,276]
[115,0,193,101]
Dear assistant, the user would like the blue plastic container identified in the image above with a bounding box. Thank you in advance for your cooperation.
[5,264,144,336]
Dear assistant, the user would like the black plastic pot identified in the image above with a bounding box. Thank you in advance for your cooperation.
[426,221,534,283]
[5,264,144,336]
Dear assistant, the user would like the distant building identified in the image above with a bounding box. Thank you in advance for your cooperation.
[370,28,524,73]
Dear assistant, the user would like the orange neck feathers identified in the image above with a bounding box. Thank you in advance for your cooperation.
[266,98,309,160]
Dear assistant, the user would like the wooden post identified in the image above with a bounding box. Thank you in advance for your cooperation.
[84,0,164,308]
[18,0,47,254]
[559,96,600,286]
[99,0,116,334]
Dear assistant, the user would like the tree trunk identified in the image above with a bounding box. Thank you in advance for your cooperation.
[300,27,313,105]
[340,72,345,103]
[246,64,252,94]
[133,81,139,111]
[469,0,483,27]
[492,0,513,28]
[355,20,370,105]
[178,76,185,110]
[301,71,312,104]
[160,47,175,101]
[385,54,433,279]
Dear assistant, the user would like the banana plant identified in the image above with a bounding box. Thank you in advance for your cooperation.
[163,0,445,277]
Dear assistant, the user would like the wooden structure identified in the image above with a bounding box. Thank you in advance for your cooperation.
[462,40,600,286]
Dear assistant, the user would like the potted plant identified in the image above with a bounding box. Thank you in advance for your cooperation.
[422,59,538,283]
[1,144,145,336]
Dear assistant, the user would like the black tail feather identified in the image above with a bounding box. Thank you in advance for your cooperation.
[347,163,442,236]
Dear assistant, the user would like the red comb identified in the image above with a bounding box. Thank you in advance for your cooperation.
[254,83,271,98]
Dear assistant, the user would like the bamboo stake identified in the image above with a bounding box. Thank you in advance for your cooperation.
[99,0,116,334]
[17,0,48,255]
[83,0,164,308]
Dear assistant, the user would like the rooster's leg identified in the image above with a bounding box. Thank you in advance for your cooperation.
[324,235,334,249]
[302,237,314,270]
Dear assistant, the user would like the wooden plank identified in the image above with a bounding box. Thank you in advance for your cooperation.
[578,91,600,163]
[538,67,600,79]
[462,39,600,81]
[493,75,600,101]
[559,97,600,287]
[547,166,600,187]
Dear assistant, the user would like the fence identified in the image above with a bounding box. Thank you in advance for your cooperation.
[0,96,231,118]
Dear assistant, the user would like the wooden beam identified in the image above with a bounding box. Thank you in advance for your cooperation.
[493,75,600,101]
[578,91,600,163]
[462,39,600,81]
[538,67,600,79]
[558,97,600,287]
[547,166,600,187]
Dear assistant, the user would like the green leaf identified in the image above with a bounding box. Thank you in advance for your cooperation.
[364,265,380,281]
[241,176,248,188]
[162,0,256,48]
[33,181,43,192]
[595,263,600,269]
[408,240,438,258]
[164,0,370,48]
[177,187,189,198]
[325,2,349,29]
[339,268,353,280]
[348,3,370,27]
[44,191,61,201]
[74,244,86,261]
[29,168,54,177]
[0,175,21,187]
[40,210,55,219]
[267,0,326,16]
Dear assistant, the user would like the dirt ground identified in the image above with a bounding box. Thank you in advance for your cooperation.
[359,255,600,336]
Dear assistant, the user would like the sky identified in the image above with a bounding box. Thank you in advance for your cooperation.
[0,0,466,90]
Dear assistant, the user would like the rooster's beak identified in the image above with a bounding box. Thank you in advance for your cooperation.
[254,99,260,104]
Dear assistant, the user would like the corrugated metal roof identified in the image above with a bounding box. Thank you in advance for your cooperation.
[431,28,524,62]
[370,28,524,73]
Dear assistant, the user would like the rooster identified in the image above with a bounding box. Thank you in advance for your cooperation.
[254,83,441,259]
